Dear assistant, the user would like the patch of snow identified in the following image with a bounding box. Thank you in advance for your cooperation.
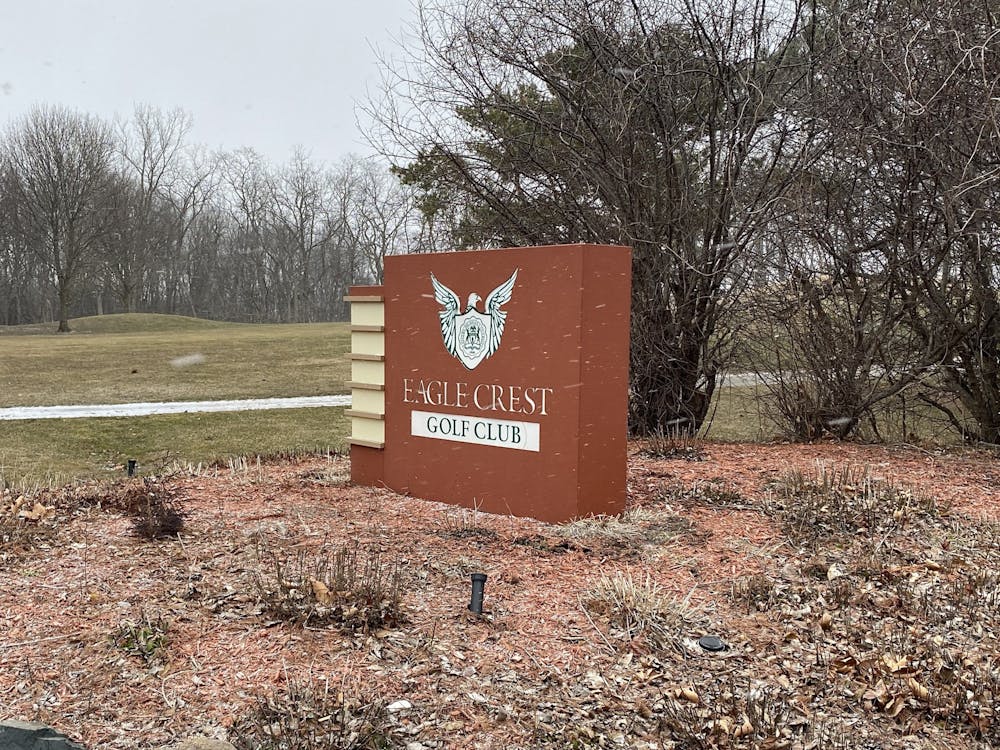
[0,395,351,421]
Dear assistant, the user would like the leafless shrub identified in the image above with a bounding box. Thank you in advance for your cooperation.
[744,270,918,443]
[230,677,401,750]
[43,476,187,540]
[253,540,403,632]
[122,478,187,541]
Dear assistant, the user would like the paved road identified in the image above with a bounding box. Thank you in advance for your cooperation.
[0,395,351,421]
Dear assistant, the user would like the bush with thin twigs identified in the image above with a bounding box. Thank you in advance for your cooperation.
[230,677,401,750]
[584,571,701,653]
[53,475,188,540]
[130,486,187,540]
[253,540,403,632]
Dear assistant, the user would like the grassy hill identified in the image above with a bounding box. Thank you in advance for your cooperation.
[0,312,235,336]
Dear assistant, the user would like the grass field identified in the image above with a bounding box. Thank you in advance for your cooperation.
[0,313,350,407]
[0,407,349,489]
[0,314,351,486]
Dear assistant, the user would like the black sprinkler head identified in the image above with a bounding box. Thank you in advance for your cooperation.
[469,572,488,614]
[698,635,727,652]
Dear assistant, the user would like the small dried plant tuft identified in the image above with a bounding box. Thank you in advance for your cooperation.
[1,491,55,565]
[111,610,169,663]
[253,540,404,632]
[584,571,700,652]
[641,426,705,460]
[770,463,939,544]
[231,676,401,750]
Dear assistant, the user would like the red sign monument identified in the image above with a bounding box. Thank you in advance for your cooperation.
[346,244,631,522]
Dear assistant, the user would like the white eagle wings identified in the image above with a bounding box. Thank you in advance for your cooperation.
[430,270,518,370]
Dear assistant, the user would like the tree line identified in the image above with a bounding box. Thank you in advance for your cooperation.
[0,105,424,330]
[372,0,1000,443]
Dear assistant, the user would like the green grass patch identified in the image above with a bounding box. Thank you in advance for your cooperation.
[0,407,348,488]
[702,384,772,442]
[0,315,350,407]
[703,381,966,444]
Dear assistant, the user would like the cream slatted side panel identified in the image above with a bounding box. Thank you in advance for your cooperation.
[345,297,385,448]
[350,359,384,386]
[350,330,384,356]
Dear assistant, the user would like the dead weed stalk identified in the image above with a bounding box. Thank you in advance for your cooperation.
[253,540,404,632]
[770,463,939,544]
[231,676,401,749]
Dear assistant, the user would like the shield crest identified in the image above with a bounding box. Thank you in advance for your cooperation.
[454,310,492,370]
[430,270,518,371]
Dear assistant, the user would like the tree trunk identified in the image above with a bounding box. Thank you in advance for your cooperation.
[57,285,71,332]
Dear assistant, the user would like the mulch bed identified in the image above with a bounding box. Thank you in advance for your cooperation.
[1,441,997,749]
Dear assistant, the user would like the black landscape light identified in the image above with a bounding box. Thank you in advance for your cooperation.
[698,635,727,652]
[468,573,487,614]
[126,459,138,477]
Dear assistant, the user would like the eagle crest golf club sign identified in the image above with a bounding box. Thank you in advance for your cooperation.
[345,244,631,523]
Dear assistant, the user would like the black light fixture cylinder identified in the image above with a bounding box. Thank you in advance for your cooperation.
[126,459,138,477]
[468,573,487,614]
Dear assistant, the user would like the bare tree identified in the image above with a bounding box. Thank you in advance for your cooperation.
[372,0,825,434]
[0,165,44,324]
[343,158,420,284]
[268,148,341,320]
[107,106,194,313]
[3,106,116,331]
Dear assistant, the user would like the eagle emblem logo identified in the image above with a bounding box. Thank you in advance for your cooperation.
[430,270,518,370]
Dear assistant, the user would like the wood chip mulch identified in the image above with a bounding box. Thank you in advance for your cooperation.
[1,440,997,749]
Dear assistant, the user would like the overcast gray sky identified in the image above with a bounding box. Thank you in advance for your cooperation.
[0,0,415,165]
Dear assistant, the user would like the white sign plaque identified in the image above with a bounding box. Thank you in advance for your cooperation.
[411,410,540,452]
